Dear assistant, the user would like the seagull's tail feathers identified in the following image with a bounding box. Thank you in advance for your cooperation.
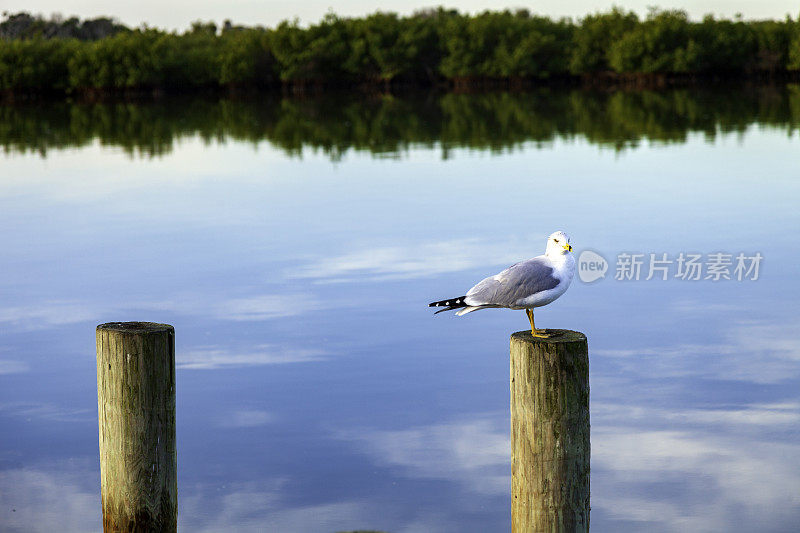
[429,296,468,314]
[455,306,481,316]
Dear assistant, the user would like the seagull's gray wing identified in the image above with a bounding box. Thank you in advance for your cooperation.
[465,257,559,308]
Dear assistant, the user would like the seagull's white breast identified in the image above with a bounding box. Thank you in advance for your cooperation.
[517,252,575,308]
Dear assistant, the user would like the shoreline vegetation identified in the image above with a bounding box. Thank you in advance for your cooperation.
[1,8,800,98]
[2,85,798,159]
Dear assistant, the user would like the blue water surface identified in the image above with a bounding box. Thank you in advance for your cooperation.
[1,91,799,532]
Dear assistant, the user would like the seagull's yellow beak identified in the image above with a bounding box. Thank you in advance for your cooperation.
[563,243,573,252]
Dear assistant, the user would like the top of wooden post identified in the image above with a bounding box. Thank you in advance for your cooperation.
[511,329,586,344]
[97,322,174,334]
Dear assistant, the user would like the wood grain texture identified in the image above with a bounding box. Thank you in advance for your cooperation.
[96,322,177,533]
[510,330,589,533]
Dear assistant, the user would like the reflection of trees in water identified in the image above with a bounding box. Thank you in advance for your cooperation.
[2,85,798,159]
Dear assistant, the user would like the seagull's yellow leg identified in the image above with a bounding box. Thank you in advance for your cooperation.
[525,309,536,335]
[526,308,556,338]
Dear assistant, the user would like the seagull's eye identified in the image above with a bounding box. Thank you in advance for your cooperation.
[554,239,559,243]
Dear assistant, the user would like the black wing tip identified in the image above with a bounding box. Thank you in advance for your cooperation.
[429,296,468,313]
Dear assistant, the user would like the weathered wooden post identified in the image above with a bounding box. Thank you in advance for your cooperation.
[510,330,589,532]
[96,322,177,532]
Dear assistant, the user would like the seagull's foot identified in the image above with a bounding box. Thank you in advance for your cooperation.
[531,328,560,338]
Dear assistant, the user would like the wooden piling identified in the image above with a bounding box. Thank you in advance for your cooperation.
[510,330,589,533]
[96,322,177,533]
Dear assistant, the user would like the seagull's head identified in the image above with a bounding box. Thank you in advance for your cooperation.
[546,230,573,256]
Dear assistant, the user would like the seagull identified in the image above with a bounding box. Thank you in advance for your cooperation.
[429,231,576,337]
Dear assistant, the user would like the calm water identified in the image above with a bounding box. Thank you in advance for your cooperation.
[1,86,799,532]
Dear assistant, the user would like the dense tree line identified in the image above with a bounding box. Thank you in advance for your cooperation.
[2,85,797,158]
[1,8,799,93]
[0,11,125,40]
